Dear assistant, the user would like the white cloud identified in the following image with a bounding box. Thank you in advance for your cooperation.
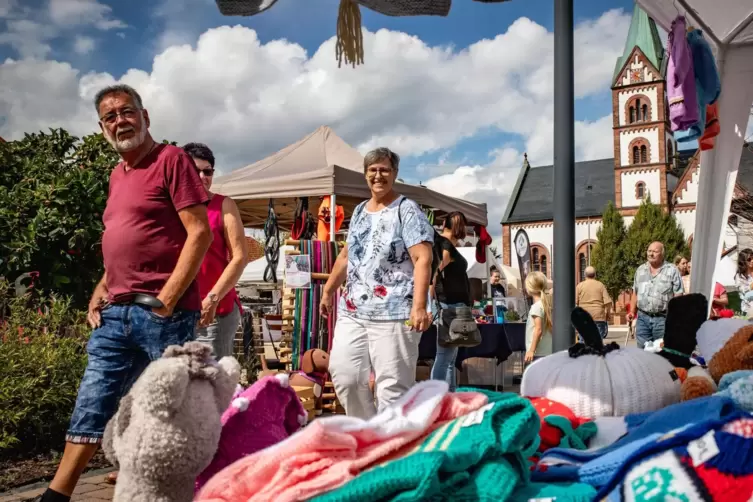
[0,0,125,59]
[48,0,125,30]
[0,10,631,238]
[73,34,95,55]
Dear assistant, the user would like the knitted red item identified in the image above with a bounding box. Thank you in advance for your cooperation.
[527,397,591,452]
[475,225,492,264]
[700,102,720,151]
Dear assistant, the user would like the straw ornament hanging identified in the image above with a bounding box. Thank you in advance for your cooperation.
[336,0,365,68]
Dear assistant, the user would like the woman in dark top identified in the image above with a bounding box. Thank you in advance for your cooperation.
[430,211,471,391]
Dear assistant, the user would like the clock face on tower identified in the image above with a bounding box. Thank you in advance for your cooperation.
[630,69,643,83]
[515,233,529,258]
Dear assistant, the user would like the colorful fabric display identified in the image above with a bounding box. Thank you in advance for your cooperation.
[195,381,488,502]
[667,16,699,132]
[675,28,721,143]
[316,196,344,242]
[291,240,342,369]
[195,373,307,491]
[311,388,540,502]
[526,397,596,454]
[597,413,753,501]
[716,370,753,412]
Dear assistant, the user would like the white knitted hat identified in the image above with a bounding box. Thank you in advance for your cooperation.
[521,347,681,418]
[696,318,751,361]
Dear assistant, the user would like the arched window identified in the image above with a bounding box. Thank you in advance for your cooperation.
[640,145,648,163]
[633,146,640,164]
[629,106,636,124]
[530,244,549,278]
[540,255,548,277]
[636,182,646,200]
[625,95,652,125]
[641,104,648,121]
[667,140,674,166]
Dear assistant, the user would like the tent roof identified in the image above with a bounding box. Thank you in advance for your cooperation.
[636,0,753,47]
[213,125,488,228]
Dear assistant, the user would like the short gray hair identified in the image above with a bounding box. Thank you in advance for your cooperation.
[94,84,144,114]
[585,266,596,278]
[363,147,400,173]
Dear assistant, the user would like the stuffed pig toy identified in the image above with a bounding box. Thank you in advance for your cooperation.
[102,342,240,502]
[521,308,681,418]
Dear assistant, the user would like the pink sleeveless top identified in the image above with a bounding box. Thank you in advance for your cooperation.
[198,194,240,316]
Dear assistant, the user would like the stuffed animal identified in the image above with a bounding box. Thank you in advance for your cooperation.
[655,294,708,369]
[289,348,330,414]
[521,308,681,418]
[681,318,753,400]
[526,397,596,454]
[102,342,240,502]
[195,373,307,491]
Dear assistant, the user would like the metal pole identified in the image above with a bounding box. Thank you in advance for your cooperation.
[329,194,337,242]
[553,0,575,352]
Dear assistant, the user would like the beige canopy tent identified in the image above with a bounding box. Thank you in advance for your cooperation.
[212,126,488,229]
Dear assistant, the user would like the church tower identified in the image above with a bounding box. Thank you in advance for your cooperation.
[611,5,676,213]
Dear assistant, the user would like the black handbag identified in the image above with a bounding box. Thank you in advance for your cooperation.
[437,306,481,348]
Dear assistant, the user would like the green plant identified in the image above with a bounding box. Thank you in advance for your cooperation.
[504,309,521,322]
[622,196,689,283]
[0,130,117,308]
[591,201,630,303]
[0,282,89,458]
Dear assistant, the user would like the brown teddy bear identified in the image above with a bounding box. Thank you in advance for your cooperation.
[681,318,753,400]
[261,348,330,414]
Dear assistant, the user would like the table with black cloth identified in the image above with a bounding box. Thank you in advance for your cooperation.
[418,322,526,369]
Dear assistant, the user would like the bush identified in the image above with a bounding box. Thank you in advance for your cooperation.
[0,282,89,459]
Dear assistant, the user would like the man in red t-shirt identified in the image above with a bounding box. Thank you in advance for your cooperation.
[39,85,212,502]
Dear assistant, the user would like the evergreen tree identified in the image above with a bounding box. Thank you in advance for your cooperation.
[623,196,689,283]
[591,201,629,302]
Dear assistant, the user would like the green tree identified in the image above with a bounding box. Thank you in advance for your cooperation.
[591,201,629,302]
[622,196,689,283]
[0,129,118,308]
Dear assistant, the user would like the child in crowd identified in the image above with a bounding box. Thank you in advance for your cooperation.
[524,272,553,364]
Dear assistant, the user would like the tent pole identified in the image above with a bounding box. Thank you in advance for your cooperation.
[486,246,492,299]
[553,0,575,351]
[330,194,337,242]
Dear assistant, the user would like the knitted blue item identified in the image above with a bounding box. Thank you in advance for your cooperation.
[532,432,667,486]
[596,411,752,500]
[509,481,597,502]
[717,370,753,413]
[618,396,738,450]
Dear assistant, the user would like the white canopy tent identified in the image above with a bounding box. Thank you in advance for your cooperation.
[238,246,292,284]
[636,0,753,310]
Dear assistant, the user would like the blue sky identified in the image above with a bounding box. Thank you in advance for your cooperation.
[1,0,657,230]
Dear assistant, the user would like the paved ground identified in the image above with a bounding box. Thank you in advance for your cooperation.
[0,470,115,502]
[1,324,636,502]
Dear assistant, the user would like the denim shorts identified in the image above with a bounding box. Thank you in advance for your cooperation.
[66,304,199,444]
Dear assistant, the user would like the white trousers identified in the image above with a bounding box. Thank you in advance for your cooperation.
[329,315,421,419]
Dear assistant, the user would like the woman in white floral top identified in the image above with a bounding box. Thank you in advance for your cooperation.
[735,248,753,316]
[320,147,434,419]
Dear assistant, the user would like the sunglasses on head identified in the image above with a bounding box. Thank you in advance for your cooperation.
[199,168,215,176]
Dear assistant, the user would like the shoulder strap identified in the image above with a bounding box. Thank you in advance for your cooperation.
[397,196,407,228]
[351,201,367,227]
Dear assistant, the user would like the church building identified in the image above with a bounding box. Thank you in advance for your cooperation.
[501,5,753,284]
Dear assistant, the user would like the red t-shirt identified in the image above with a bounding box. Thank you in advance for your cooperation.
[102,144,210,311]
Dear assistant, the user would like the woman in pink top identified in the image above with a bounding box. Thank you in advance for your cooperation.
[184,143,248,358]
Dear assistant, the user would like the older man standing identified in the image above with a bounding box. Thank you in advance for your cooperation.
[37,84,212,502]
[627,241,684,349]
[575,266,612,339]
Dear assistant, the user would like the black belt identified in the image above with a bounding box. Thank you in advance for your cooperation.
[110,294,164,309]
[639,309,666,318]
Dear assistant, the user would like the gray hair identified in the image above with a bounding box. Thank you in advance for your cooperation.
[585,266,596,278]
[363,147,400,173]
[94,84,144,114]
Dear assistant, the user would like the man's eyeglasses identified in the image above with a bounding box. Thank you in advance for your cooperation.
[199,168,215,177]
[99,108,139,125]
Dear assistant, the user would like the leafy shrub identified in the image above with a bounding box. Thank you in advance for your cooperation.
[0,282,89,458]
[505,309,521,322]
